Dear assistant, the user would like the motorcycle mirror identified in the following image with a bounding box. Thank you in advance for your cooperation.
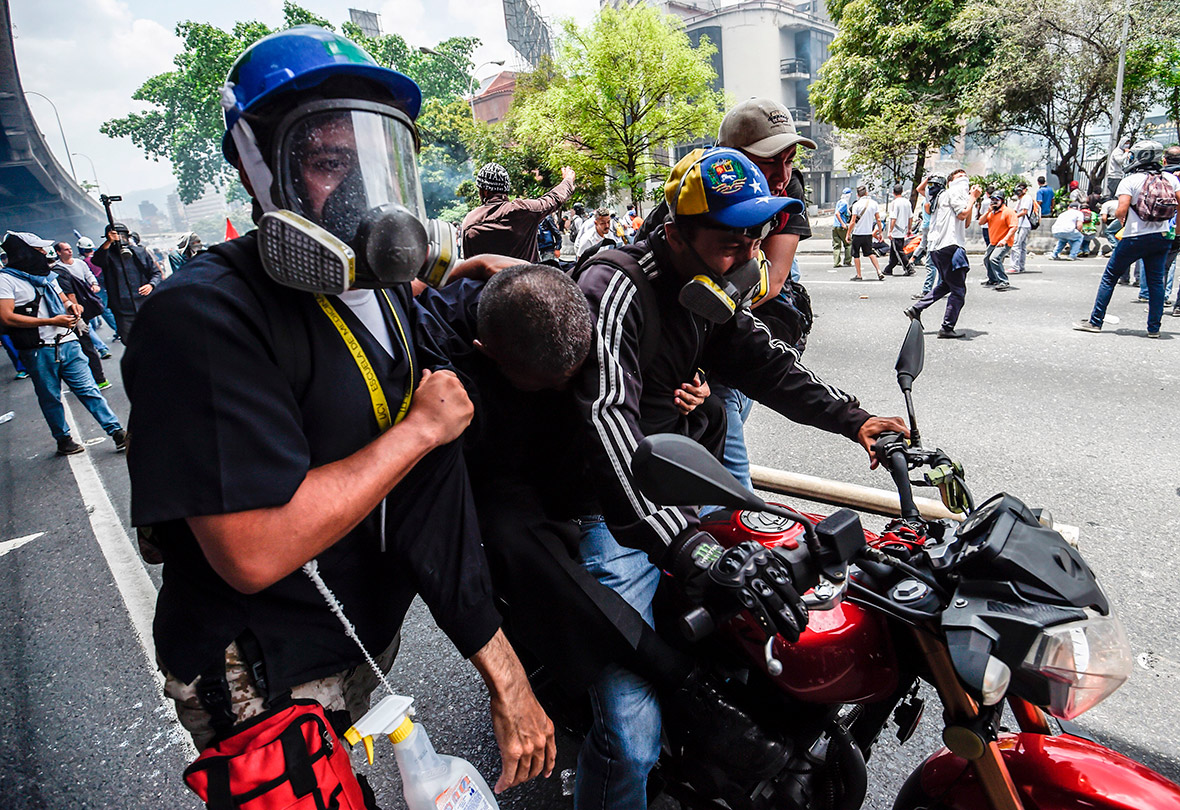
[632,434,765,512]
[895,318,925,393]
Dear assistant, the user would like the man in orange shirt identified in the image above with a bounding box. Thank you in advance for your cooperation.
[978,190,1017,291]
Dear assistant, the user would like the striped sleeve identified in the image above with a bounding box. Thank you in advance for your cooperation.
[575,262,697,562]
[709,309,872,442]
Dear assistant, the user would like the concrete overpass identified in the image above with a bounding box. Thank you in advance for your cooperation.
[0,0,106,241]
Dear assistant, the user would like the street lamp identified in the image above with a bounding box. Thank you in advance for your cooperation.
[417,46,505,119]
[24,91,77,183]
[71,152,101,193]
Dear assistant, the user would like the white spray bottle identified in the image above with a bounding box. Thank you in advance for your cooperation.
[344,694,500,810]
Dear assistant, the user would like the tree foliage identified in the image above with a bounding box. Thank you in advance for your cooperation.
[102,2,478,204]
[967,0,1175,190]
[512,4,725,210]
[810,0,993,193]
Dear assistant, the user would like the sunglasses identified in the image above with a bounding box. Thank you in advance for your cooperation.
[699,213,781,241]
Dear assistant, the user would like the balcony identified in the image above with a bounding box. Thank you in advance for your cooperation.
[780,58,809,79]
[789,106,811,124]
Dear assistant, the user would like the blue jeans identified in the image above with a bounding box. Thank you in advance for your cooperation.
[88,327,110,355]
[18,341,121,439]
[1139,260,1174,301]
[1087,233,1172,334]
[1053,231,1083,258]
[714,384,753,491]
[983,244,1011,285]
[1011,226,1029,272]
[91,287,118,333]
[920,234,939,294]
[789,257,800,283]
[575,518,662,810]
[2,334,25,374]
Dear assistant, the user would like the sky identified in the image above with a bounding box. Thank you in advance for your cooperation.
[10,0,595,197]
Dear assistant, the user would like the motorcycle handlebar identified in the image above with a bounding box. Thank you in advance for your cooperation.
[874,432,921,520]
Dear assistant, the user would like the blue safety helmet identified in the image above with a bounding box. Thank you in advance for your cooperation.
[221,26,422,164]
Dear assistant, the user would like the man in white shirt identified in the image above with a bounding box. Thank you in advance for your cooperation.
[1075,141,1180,337]
[845,184,883,281]
[0,231,125,455]
[1050,203,1086,260]
[883,184,913,276]
[1011,183,1034,273]
[575,207,621,258]
[904,169,983,339]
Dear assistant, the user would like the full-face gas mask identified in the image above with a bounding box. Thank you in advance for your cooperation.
[224,95,456,294]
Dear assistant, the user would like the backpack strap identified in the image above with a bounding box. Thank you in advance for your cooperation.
[207,234,311,399]
[571,246,662,371]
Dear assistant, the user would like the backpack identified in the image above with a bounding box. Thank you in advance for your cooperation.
[1132,171,1179,223]
[536,217,558,251]
[1027,204,1041,230]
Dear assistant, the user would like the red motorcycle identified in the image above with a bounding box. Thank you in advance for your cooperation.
[625,319,1180,810]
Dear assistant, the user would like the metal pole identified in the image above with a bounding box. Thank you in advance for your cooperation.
[24,91,77,183]
[1106,0,1130,192]
[71,152,101,192]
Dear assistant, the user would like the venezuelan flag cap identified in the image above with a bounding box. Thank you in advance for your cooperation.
[665,147,803,229]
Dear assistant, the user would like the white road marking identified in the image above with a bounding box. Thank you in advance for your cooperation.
[61,401,199,759]
[0,532,44,557]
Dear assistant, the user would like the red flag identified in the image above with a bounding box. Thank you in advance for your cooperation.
[224,217,240,240]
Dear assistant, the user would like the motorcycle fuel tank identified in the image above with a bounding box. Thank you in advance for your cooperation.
[703,508,900,704]
[895,732,1180,810]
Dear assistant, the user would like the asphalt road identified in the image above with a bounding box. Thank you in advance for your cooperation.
[0,245,1177,809]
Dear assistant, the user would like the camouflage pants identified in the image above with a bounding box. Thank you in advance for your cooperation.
[163,635,400,752]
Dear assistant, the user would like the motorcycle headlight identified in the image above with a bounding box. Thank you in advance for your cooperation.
[1021,612,1132,720]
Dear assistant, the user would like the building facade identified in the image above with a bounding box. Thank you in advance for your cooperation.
[662,0,846,204]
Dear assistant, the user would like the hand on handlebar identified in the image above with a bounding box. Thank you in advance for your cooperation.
[669,533,808,642]
[857,416,910,469]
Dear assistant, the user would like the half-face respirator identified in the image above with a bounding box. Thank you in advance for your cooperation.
[224,94,457,295]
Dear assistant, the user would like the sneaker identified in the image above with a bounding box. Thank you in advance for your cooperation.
[1146,332,1160,339]
[937,327,964,339]
[1072,320,1101,333]
[903,269,915,276]
[981,280,997,287]
[1134,297,1150,303]
[99,351,113,360]
[97,380,111,390]
[1101,245,1112,256]
[112,429,127,452]
[14,370,28,380]
[850,275,863,281]
[994,282,1011,291]
[1168,310,1180,318]
[876,273,885,280]
[904,306,921,321]
[56,436,85,456]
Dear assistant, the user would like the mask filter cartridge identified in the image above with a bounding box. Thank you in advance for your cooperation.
[258,211,356,295]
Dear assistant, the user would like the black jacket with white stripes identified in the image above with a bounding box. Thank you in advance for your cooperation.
[574,233,872,565]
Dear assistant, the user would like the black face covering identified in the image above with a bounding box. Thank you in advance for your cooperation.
[1,235,51,276]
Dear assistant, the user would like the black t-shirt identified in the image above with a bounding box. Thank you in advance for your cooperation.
[124,246,499,689]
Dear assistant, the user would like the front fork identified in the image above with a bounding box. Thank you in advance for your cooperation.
[912,628,1026,810]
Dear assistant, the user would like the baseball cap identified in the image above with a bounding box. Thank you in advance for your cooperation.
[665,148,802,229]
[7,231,54,249]
[990,190,1006,201]
[718,98,817,158]
[842,187,852,194]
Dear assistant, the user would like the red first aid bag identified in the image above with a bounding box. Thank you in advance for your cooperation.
[183,699,368,810]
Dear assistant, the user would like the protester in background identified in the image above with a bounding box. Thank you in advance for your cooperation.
[832,186,853,267]
[0,231,125,455]
[536,213,562,264]
[846,184,883,281]
[1106,137,1133,197]
[1079,208,1100,258]
[1036,176,1054,218]
[1075,140,1180,337]
[1051,202,1086,260]
[92,222,161,341]
[54,241,112,361]
[461,162,575,262]
[905,169,982,339]
[51,242,110,388]
[1100,196,1121,261]
[1068,180,1086,207]
[911,199,939,300]
[168,233,203,273]
[978,191,1016,291]
[575,207,622,258]
[1161,146,1180,317]
[883,183,913,276]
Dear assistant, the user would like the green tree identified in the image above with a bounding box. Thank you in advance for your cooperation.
[809,0,993,198]
[967,0,1174,191]
[102,2,479,204]
[513,4,725,211]
[1145,36,1180,144]
[838,104,949,196]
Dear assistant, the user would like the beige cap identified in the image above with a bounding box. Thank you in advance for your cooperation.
[718,97,817,157]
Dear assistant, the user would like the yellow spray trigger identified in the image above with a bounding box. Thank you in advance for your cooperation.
[343,694,415,765]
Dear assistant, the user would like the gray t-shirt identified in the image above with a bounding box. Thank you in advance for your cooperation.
[0,273,76,344]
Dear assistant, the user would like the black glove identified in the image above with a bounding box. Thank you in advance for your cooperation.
[669,532,809,642]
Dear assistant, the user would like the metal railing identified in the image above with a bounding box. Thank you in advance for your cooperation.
[789,106,811,122]
[780,58,809,76]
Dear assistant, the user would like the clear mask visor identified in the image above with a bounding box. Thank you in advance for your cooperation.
[277,101,425,244]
